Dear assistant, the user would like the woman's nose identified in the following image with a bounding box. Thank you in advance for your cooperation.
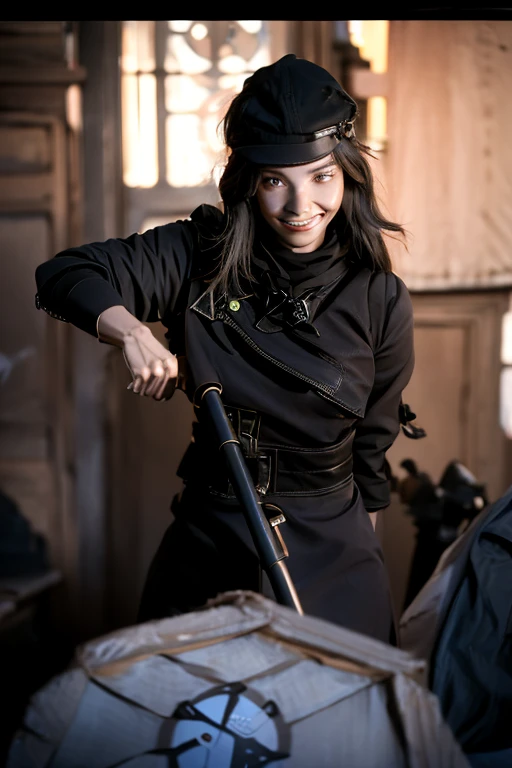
[284,186,310,216]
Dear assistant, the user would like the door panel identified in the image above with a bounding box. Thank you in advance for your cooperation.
[381,290,508,615]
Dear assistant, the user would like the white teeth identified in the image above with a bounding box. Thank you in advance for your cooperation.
[281,217,315,227]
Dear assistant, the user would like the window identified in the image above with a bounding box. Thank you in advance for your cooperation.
[500,301,512,439]
[120,21,271,190]
[347,20,389,152]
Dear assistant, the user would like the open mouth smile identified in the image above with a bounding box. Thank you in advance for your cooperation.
[278,214,322,230]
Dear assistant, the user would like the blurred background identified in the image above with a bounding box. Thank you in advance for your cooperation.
[0,18,511,751]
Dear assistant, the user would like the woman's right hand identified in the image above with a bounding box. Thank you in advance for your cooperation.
[97,305,181,401]
[122,324,179,401]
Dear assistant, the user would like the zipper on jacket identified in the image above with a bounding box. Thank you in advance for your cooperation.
[217,310,362,417]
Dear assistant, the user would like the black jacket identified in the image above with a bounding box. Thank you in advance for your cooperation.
[35,204,415,512]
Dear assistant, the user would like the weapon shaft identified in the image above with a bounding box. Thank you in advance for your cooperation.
[202,387,303,614]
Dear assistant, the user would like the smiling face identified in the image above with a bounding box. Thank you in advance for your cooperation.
[255,155,344,252]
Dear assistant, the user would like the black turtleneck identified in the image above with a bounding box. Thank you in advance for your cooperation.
[248,221,357,337]
[251,222,351,299]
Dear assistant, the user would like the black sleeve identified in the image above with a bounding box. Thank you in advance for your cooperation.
[352,272,415,511]
[35,219,197,337]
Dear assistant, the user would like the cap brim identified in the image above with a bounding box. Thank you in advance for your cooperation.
[234,135,339,166]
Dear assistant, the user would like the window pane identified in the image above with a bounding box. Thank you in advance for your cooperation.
[121,22,138,74]
[121,20,271,190]
[138,74,158,187]
[236,20,262,34]
[247,46,271,70]
[121,22,158,187]
[165,34,211,74]
[121,74,138,186]
[122,73,158,188]
[367,96,387,151]
[218,54,249,74]
[168,20,192,33]
[166,114,214,187]
[164,74,210,113]
[163,20,269,189]
[218,73,252,92]
[121,21,155,74]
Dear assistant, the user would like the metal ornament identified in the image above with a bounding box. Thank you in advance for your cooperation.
[313,117,357,142]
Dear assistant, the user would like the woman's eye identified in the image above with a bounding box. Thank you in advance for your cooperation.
[263,177,282,187]
[315,173,334,182]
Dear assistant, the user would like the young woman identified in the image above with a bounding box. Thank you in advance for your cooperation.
[35,54,417,644]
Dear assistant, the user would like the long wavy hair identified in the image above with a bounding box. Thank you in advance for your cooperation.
[208,90,406,298]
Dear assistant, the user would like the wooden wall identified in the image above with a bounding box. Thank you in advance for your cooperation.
[387,20,512,289]
[0,22,86,631]
[375,20,512,612]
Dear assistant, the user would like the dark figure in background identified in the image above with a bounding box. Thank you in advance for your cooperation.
[399,458,487,609]
[34,55,418,645]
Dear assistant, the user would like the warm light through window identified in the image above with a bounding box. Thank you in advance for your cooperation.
[367,97,387,152]
[349,20,388,73]
[169,21,192,33]
[165,75,210,113]
[122,74,158,188]
[165,34,211,74]
[219,55,249,74]
[191,23,208,41]
[237,20,262,34]
[166,114,214,187]
[500,368,512,438]
[500,300,512,439]
[66,84,82,132]
[121,21,155,73]
[121,22,158,187]
[501,309,512,364]
[348,20,389,151]
[121,20,269,189]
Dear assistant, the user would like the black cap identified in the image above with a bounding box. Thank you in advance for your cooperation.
[230,54,358,166]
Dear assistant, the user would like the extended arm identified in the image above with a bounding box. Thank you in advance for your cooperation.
[35,220,195,400]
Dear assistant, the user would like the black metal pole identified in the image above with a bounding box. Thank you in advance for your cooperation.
[201,387,303,614]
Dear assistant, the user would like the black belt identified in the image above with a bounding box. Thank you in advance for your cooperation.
[178,407,354,498]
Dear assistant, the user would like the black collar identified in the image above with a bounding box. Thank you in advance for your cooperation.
[250,228,355,336]
[252,225,349,297]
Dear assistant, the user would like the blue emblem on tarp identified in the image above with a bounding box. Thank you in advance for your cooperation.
[166,681,290,767]
[109,681,291,767]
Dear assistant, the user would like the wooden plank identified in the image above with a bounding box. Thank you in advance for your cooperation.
[350,69,388,99]
[0,66,86,84]
[0,174,54,205]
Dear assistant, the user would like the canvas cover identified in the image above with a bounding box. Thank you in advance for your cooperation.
[7,590,469,768]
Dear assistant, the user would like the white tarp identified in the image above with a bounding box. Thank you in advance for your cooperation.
[7,590,470,768]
